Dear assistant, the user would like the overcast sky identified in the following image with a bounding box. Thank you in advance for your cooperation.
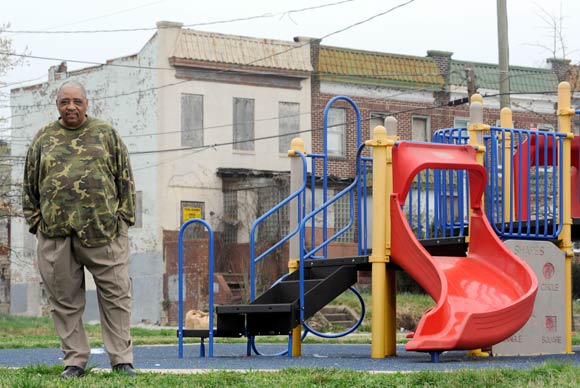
[2,0,580,121]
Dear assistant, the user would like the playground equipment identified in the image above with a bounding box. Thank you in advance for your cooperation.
[177,82,578,362]
[387,141,537,361]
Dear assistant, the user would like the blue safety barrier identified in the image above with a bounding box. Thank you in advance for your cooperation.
[484,127,566,239]
[431,126,566,240]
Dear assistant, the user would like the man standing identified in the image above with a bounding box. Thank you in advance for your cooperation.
[22,80,137,378]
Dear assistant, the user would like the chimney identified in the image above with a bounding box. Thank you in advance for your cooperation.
[547,58,571,82]
[48,61,68,82]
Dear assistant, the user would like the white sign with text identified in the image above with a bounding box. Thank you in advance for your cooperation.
[493,239,566,356]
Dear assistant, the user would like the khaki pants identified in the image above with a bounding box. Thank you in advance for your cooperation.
[37,221,133,369]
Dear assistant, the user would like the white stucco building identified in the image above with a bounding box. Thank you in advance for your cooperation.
[9,22,312,324]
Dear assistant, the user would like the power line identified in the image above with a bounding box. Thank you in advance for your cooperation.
[34,1,165,31]
[3,90,569,170]
[1,2,412,73]
[3,0,419,122]
[4,98,457,161]
[0,52,175,71]
[2,67,568,112]
[320,0,415,40]
[3,0,354,34]
[1,89,564,145]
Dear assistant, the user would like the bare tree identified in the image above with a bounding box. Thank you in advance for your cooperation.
[529,2,576,60]
[0,23,27,313]
[0,23,26,86]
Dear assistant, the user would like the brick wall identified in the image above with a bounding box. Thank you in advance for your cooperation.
[311,90,558,178]
[163,230,214,325]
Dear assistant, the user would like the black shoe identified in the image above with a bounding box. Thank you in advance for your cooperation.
[59,366,86,379]
[112,363,137,377]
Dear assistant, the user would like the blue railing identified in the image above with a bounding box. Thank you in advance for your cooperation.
[414,128,471,239]
[177,219,215,358]
[358,152,372,255]
[305,96,363,259]
[249,151,308,301]
[298,144,366,322]
[484,127,565,239]
[431,126,566,240]
[247,96,368,356]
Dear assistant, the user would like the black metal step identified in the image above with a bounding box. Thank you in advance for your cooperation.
[178,329,243,338]
[217,303,295,315]
[303,255,370,270]
[420,236,468,256]
[214,257,363,337]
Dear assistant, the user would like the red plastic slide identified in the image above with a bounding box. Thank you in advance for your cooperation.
[390,142,538,352]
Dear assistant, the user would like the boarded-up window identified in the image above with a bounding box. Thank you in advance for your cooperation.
[279,102,300,153]
[328,107,346,157]
[233,98,254,151]
[412,116,430,142]
[134,191,143,229]
[181,94,203,147]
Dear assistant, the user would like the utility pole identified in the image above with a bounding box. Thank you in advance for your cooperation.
[497,0,510,108]
[464,64,477,99]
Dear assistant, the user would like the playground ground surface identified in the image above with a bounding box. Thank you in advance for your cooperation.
[2,343,580,373]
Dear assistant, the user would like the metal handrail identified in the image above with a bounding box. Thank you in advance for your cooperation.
[249,151,308,301]
[319,96,362,258]
[485,127,566,239]
[298,144,366,322]
[177,218,215,358]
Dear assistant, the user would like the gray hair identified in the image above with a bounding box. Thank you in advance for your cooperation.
[56,80,88,101]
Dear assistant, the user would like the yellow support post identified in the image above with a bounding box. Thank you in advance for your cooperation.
[467,94,490,169]
[466,94,490,246]
[384,117,398,356]
[500,108,514,222]
[466,94,490,358]
[365,125,395,358]
[557,82,575,354]
[288,138,306,357]
[288,259,302,356]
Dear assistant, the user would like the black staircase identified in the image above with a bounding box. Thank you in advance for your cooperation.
[181,256,370,339]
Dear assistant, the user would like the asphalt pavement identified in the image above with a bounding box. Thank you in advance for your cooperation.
[2,343,580,373]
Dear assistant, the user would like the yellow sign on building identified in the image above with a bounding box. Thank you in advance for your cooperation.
[182,207,202,222]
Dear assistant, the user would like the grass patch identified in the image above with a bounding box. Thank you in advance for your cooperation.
[1,363,580,387]
[2,295,580,348]
[0,314,179,349]
[328,291,434,332]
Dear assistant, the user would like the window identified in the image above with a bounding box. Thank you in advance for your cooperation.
[134,191,143,229]
[335,190,355,242]
[233,98,255,151]
[181,94,203,147]
[370,112,387,132]
[279,102,300,153]
[454,117,469,128]
[223,191,238,244]
[412,116,430,142]
[537,123,555,131]
[327,107,346,157]
[257,184,289,241]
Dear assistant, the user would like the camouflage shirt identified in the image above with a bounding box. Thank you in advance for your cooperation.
[23,117,136,247]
